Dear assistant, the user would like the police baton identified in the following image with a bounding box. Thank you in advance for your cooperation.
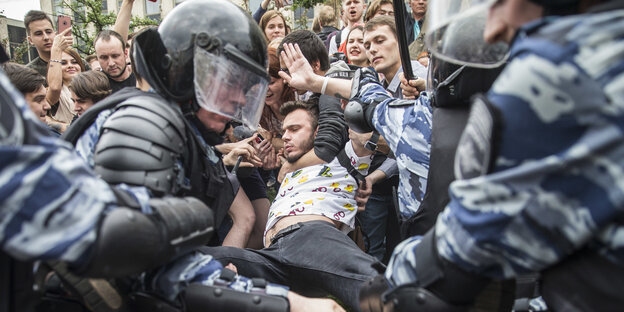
[393,0,415,81]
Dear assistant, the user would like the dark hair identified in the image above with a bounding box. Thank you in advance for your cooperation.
[364,0,393,22]
[85,54,98,64]
[267,47,295,101]
[259,10,290,41]
[62,48,86,72]
[24,10,54,34]
[279,100,319,131]
[261,47,295,134]
[364,15,397,39]
[278,30,329,72]
[94,30,126,51]
[69,70,111,103]
[1,62,45,95]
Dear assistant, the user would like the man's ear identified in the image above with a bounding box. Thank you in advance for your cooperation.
[27,36,33,46]
[314,126,319,138]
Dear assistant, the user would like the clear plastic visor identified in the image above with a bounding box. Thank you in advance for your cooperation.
[194,47,268,130]
[426,0,509,68]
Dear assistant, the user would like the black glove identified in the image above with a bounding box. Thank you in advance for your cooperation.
[359,274,390,312]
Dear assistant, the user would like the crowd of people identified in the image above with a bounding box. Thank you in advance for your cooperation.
[1,0,623,311]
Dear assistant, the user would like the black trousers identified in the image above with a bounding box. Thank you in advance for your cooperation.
[200,221,379,311]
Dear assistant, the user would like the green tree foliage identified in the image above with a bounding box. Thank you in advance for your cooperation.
[62,0,158,55]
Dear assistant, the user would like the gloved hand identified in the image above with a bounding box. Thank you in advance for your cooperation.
[359,274,390,312]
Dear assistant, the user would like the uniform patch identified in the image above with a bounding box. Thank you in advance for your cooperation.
[454,95,501,180]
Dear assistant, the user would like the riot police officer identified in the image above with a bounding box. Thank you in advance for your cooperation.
[0,0,346,311]
[357,0,624,310]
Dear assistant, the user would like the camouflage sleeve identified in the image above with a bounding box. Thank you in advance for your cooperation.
[148,251,289,301]
[0,82,149,265]
[356,73,433,157]
[385,9,624,288]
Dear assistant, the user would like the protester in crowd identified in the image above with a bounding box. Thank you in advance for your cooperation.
[316,5,340,44]
[258,46,295,194]
[278,39,431,225]
[363,16,426,98]
[328,0,367,55]
[45,28,85,132]
[85,54,101,71]
[345,25,369,67]
[94,30,136,93]
[69,70,111,119]
[203,100,379,311]
[261,47,295,146]
[1,62,55,135]
[364,0,394,22]
[279,30,330,101]
[407,0,427,59]
[24,10,56,78]
[259,10,290,42]
[312,16,321,33]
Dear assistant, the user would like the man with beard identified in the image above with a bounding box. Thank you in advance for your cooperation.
[203,100,379,311]
[94,30,136,93]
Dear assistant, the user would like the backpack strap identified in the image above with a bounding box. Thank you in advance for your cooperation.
[337,148,366,184]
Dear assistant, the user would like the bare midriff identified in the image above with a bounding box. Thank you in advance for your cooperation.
[264,215,340,247]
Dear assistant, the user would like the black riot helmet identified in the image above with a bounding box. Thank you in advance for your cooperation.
[132,0,269,129]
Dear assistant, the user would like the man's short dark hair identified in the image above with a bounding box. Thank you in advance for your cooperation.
[278,30,330,72]
[69,71,112,103]
[279,100,319,131]
[94,30,125,51]
[2,62,45,95]
[24,10,54,34]
[364,15,397,40]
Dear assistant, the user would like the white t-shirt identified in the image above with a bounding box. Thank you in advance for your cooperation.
[265,144,371,242]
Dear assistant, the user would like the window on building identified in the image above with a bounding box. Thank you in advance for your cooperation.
[53,0,64,17]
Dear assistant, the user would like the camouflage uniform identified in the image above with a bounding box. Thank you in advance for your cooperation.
[386,8,624,290]
[0,72,287,305]
[354,72,433,219]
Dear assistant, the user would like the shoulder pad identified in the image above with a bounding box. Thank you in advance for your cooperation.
[93,95,188,195]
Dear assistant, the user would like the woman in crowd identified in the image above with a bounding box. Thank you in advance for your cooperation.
[45,28,85,133]
[345,25,370,67]
[260,47,295,150]
[259,10,290,42]
[69,70,111,120]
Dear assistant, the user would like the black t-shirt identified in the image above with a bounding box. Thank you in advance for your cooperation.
[108,72,136,94]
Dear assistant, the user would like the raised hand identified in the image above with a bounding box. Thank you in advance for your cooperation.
[278,43,317,92]
[52,28,73,53]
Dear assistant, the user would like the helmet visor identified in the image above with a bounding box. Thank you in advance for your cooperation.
[426,0,509,68]
[194,46,268,130]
